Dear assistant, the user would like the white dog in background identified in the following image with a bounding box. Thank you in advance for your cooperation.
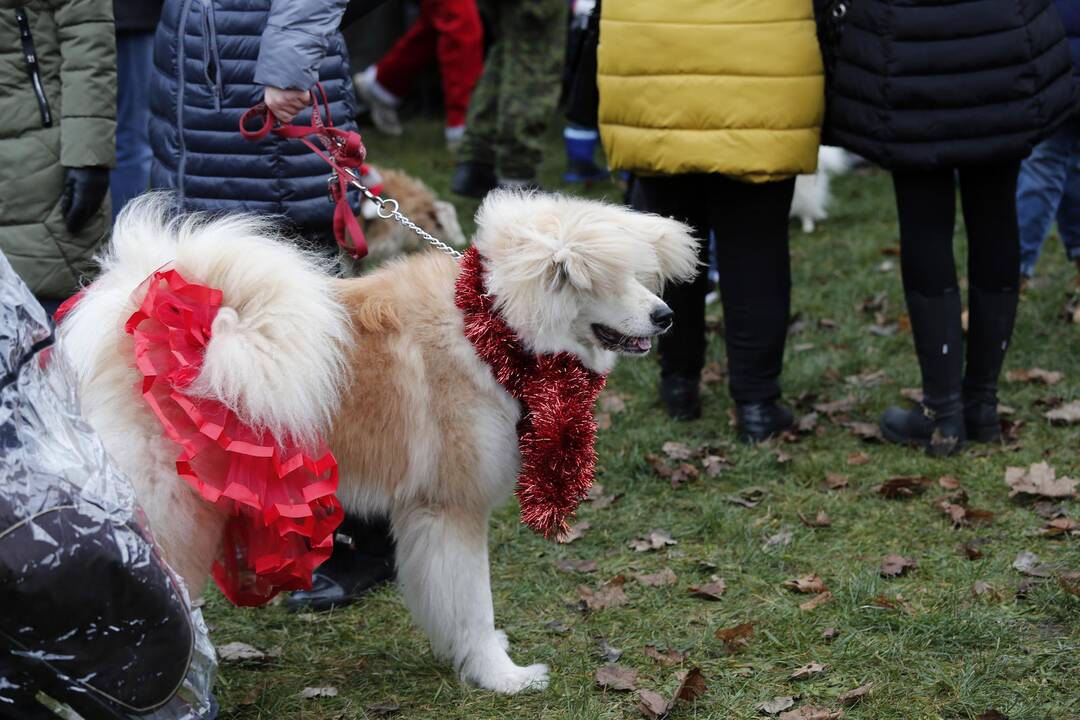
[790,146,857,233]
[58,192,698,695]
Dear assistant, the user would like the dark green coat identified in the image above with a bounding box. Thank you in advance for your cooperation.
[0,0,115,300]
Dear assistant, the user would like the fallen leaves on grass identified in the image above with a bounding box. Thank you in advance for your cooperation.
[822,627,840,641]
[799,592,834,611]
[975,712,1008,720]
[366,702,402,717]
[875,475,930,498]
[972,581,1002,601]
[299,687,338,700]
[934,496,994,528]
[1044,400,1080,425]
[846,451,871,466]
[555,558,597,573]
[688,576,727,600]
[757,696,797,715]
[557,521,590,544]
[1013,551,1054,578]
[644,645,687,666]
[846,421,884,442]
[1034,500,1066,518]
[727,485,768,508]
[879,554,917,577]
[645,453,701,488]
[789,663,827,680]
[814,396,857,417]
[824,473,849,490]
[1058,571,1080,598]
[545,620,570,634]
[764,528,794,549]
[779,707,844,720]
[715,622,754,651]
[798,510,832,528]
[597,638,623,662]
[938,475,960,489]
[837,683,873,705]
[579,576,629,610]
[1006,367,1064,385]
[586,483,622,510]
[635,668,708,719]
[630,530,678,552]
[598,390,627,414]
[1005,462,1078,499]
[783,574,827,594]
[702,454,733,477]
[1037,517,1080,538]
[796,412,820,433]
[662,441,694,460]
[872,594,914,613]
[636,568,678,587]
[218,642,279,663]
[596,664,638,691]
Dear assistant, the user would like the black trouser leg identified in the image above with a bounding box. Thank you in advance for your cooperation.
[958,162,1022,440]
[630,174,711,379]
[710,176,795,403]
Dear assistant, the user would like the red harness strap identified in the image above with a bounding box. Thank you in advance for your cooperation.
[239,83,369,259]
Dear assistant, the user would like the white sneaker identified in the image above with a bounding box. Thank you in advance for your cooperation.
[353,66,403,136]
[445,125,465,151]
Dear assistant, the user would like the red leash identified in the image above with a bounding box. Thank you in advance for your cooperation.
[240,83,371,259]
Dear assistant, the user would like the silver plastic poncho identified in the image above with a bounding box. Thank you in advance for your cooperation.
[0,251,216,720]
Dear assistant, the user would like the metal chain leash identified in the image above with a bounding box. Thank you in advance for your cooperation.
[337,167,464,261]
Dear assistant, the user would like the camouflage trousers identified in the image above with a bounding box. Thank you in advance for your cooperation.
[458,0,567,179]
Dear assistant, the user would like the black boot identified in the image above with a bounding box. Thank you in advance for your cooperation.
[660,373,702,421]
[963,287,1019,442]
[880,289,966,457]
[285,515,396,612]
[450,162,497,198]
[736,401,794,443]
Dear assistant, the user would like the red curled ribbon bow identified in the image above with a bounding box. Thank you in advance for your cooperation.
[126,269,343,606]
[240,83,370,259]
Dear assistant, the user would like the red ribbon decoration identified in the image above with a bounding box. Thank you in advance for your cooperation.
[239,83,370,260]
[454,247,607,537]
[125,269,343,606]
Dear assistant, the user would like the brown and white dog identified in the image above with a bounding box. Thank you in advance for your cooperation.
[57,191,698,694]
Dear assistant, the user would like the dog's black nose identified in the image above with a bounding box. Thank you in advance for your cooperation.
[651,305,674,332]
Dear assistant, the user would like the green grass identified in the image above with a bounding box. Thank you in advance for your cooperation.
[207,118,1080,720]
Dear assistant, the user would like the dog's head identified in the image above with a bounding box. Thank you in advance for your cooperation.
[473,191,700,373]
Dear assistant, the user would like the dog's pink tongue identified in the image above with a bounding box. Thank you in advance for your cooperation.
[635,337,653,352]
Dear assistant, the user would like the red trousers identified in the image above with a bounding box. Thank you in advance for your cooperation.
[374,0,484,128]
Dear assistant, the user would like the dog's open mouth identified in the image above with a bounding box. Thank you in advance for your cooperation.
[592,324,653,354]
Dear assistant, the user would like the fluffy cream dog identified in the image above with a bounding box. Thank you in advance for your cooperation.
[57,191,698,694]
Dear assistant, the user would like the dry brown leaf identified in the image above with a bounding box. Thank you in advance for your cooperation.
[595,663,638,692]
[629,530,677,552]
[1006,367,1063,385]
[938,475,960,489]
[1044,400,1080,425]
[643,645,688,666]
[1034,500,1066,519]
[555,558,598,573]
[757,696,797,715]
[837,683,873,705]
[825,473,849,490]
[779,707,844,720]
[636,568,678,587]
[1012,551,1054,578]
[799,592,834,612]
[879,554,917,577]
[1039,517,1080,537]
[636,689,670,719]
[662,441,695,460]
[366,702,402,717]
[688,576,727,600]
[557,521,591,544]
[764,529,794,549]
[814,396,857,416]
[821,627,840,641]
[702,454,731,478]
[846,421,884,442]
[797,412,820,433]
[789,662,827,680]
[727,485,768,508]
[1005,462,1078,499]
[599,391,627,414]
[579,577,629,610]
[972,581,1002,601]
[846,451,871,467]
[218,642,275,663]
[715,621,754,650]
[701,361,726,384]
[674,668,707,703]
[900,387,924,403]
[875,475,930,499]
[798,510,831,528]
[783,574,828,594]
[1058,571,1080,598]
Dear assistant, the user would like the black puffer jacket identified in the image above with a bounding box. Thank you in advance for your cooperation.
[817,0,1079,168]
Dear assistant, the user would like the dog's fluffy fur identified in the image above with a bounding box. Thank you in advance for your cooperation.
[58,191,698,694]
[360,166,467,263]
[790,146,855,233]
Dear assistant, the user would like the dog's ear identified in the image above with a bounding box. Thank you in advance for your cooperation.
[551,246,592,291]
[623,212,700,285]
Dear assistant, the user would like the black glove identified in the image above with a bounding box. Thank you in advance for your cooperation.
[61,167,110,234]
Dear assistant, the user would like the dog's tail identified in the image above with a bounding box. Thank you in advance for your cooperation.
[58,193,350,448]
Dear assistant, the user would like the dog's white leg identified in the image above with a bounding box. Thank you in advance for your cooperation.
[393,506,549,694]
[802,216,815,233]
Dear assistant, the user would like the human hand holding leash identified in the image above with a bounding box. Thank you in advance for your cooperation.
[263,86,311,124]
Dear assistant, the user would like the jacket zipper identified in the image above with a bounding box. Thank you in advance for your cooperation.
[14,7,52,127]
[201,0,223,111]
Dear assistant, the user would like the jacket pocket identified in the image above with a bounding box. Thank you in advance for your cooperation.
[200,0,223,111]
[14,7,53,127]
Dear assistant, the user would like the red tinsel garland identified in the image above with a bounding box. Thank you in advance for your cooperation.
[454,247,607,537]
[125,269,343,606]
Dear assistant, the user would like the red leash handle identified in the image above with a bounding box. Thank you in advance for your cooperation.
[240,83,369,259]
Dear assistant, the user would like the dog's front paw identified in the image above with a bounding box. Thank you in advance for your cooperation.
[478,662,550,694]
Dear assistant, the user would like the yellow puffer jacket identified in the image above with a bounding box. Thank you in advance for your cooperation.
[598,0,824,182]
